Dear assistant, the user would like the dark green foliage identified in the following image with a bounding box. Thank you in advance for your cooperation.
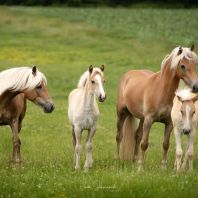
[0,0,197,7]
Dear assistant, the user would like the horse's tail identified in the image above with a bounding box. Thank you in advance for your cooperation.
[121,115,136,160]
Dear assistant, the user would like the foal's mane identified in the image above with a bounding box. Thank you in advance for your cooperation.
[161,47,197,71]
[77,67,103,88]
[0,67,47,95]
[175,88,196,101]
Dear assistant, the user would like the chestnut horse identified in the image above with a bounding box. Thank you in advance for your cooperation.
[0,66,54,163]
[116,46,198,170]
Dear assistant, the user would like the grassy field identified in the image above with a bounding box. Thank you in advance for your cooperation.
[0,6,198,198]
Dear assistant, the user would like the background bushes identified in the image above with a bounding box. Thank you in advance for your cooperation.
[0,0,197,7]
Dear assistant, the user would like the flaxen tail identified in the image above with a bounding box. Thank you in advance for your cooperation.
[121,115,136,160]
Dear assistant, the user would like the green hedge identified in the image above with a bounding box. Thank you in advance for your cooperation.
[0,0,197,7]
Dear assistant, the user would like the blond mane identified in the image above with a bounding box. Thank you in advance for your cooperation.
[77,67,103,88]
[161,47,197,70]
[0,67,47,95]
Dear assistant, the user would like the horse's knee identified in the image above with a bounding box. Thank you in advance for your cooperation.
[163,142,169,151]
[13,139,21,148]
[116,132,123,142]
[75,145,82,154]
[187,150,194,159]
[176,149,183,157]
[135,131,142,143]
[141,140,148,151]
[86,143,92,152]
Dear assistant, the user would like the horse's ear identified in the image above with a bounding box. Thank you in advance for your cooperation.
[190,44,195,51]
[192,95,198,103]
[177,47,183,55]
[89,65,93,74]
[32,66,37,76]
[100,65,104,72]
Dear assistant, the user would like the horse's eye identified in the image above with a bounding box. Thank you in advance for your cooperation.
[91,80,95,84]
[192,111,195,115]
[181,65,186,70]
[36,85,42,89]
[180,110,184,115]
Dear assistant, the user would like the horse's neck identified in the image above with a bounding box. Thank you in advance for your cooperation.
[81,82,95,110]
[0,91,20,109]
[159,62,180,104]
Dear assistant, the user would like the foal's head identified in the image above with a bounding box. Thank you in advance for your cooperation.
[24,66,54,113]
[172,45,198,92]
[88,65,106,102]
[177,94,198,135]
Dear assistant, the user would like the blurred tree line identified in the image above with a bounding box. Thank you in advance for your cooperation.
[0,0,197,7]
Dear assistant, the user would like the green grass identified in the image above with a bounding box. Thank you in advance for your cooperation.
[0,6,198,198]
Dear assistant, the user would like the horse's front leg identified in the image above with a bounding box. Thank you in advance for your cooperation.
[74,126,82,170]
[138,117,153,171]
[161,122,173,170]
[182,130,194,171]
[174,128,182,173]
[84,126,96,170]
[10,119,21,164]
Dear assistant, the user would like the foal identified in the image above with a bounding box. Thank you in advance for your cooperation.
[68,65,106,170]
[171,88,198,173]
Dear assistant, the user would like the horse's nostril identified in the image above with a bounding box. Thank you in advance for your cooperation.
[50,104,55,111]
[192,84,198,93]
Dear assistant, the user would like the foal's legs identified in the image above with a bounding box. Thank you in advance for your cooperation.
[174,128,182,173]
[84,127,96,169]
[162,122,173,169]
[74,126,83,170]
[115,110,128,159]
[133,119,143,162]
[182,130,194,171]
[72,125,76,148]
[10,119,21,163]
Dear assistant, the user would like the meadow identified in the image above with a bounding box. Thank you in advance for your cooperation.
[0,6,198,198]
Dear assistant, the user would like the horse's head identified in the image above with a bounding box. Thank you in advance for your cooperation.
[175,45,198,93]
[24,66,54,113]
[88,65,106,102]
[177,94,198,135]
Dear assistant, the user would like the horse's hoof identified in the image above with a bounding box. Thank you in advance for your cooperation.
[161,160,167,171]
[75,166,80,171]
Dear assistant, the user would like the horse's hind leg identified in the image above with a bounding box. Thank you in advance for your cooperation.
[74,126,82,170]
[72,125,76,148]
[10,119,21,164]
[84,126,96,170]
[115,108,128,160]
[162,122,173,170]
[133,119,143,162]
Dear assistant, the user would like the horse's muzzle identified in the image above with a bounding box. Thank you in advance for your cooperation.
[192,81,198,93]
[43,102,55,113]
[99,95,106,102]
[183,128,191,135]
